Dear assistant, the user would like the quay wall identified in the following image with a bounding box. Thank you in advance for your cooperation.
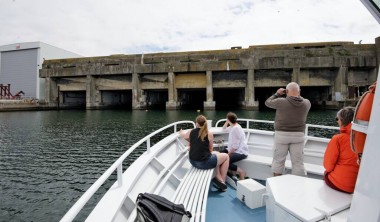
[39,38,380,110]
[0,99,50,112]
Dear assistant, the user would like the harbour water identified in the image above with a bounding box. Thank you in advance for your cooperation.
[0,109,337,221]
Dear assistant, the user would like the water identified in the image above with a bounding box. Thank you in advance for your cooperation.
[0,109,337,221]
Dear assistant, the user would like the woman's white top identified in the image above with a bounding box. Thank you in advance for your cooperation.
[223,124,248,155]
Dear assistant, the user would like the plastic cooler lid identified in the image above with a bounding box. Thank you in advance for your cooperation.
[266,175,352,222]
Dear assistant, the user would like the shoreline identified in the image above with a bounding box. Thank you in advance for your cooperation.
[0,99,50,112]
[1,99,349,112]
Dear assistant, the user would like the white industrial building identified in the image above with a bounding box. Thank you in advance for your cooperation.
[0,42,81,100]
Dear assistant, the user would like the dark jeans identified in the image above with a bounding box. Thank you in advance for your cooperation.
[229,153,247,171]
[219,149,248,171]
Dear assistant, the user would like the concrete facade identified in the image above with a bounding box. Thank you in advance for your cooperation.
[40,37,380,110]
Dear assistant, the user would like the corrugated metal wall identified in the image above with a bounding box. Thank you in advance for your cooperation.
[0,49,38,98]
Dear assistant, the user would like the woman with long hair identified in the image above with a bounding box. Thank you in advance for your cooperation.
[180,115,229,191]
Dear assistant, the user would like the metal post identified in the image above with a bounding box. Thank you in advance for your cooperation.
[147,139,151,153]
[117,164,123,187]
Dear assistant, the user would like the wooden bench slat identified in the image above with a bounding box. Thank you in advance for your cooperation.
[173,166,214,222]
[174,167,198,204]
[198,170,213,222]
[187,169,206,221]
[182,169,201,208]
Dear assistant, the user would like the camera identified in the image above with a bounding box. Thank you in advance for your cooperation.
[282,89,286,94]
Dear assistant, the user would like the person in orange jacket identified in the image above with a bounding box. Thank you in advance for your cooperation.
[323,107,359,193]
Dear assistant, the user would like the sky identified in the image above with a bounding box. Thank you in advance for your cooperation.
[1,0,380,57]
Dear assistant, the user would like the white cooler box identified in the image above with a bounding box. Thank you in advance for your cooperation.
[236,178,266,209]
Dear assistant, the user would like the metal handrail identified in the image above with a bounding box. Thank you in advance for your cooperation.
[215,118,274,129]
[215,118,339,138]
[305,124,339,138]
[60,120,195,222]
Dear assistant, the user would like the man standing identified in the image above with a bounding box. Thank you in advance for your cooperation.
[265,82,311,176]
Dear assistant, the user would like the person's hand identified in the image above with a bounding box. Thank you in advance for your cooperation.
[223,119,230,129]
[276,88,286,96]
[179,129,190,141]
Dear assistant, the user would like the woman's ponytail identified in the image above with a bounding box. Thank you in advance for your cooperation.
[196,115,208,141]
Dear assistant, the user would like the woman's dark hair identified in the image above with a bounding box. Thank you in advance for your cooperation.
[337,107,355,126]
[227,112,237,124]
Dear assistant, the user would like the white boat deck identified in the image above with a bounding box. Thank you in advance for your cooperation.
[61,119,342,222]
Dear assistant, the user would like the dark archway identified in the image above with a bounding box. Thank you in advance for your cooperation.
[214,88,245,110]
[145,90,168,110]
[101,90,132,109]
[178,89,206,110]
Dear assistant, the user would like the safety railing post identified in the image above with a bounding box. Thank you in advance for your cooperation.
[117,164,123,187]
[147,138,151,153]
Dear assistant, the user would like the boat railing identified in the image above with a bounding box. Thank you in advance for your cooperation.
[215,119,339,138]
[215,118,274,129]
[60,120,196,222]
[305,124,339,139]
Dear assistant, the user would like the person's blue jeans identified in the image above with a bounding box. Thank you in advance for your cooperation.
[229,153,247,171]
[189,154,217,169]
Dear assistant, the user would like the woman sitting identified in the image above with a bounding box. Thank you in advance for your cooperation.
[222,112,248,180]
[180,115,229,191]
[323,107,359,194]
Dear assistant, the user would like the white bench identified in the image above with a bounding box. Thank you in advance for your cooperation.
[236,154,325,179]
[172,166,214,222]
[266,175,352,221]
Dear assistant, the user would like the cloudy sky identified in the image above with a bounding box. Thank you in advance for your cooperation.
[1,0,380,57]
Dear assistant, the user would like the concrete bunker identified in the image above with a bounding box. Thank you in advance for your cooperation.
[255,86,333,110]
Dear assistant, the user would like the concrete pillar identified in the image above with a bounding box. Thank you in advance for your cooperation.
[86,75,97,109]
[204,70,215,110]
[58,86,63,107]
[292,67,300,83]
[368,36,380,84]
[45,77,58,107]
[369,68,377,84]
[375,36,380,69]
[166,72,179,110]
[245,69,259,110]
[333,66,348,102]
[132,73,146,109]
